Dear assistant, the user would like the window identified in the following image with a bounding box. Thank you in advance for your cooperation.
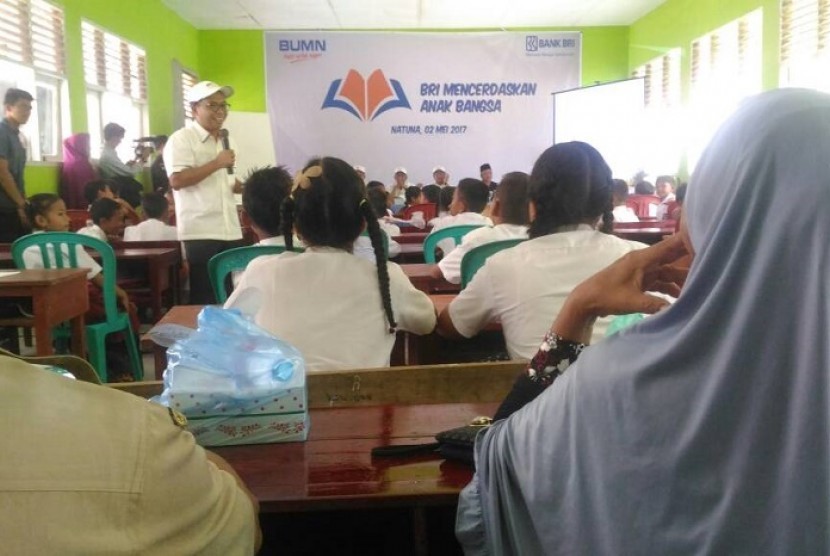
[688,9,763,171]
[82,21,148,160]
[0,0,66,159]
[181,67,198,121]
[171,60,198,128]
[633,49,682,176]
[780,0,830,91]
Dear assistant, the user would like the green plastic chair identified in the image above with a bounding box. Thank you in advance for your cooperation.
[12,232,143,382]
[423,225,484,264]
[208,245,288,303]
[460,239,526,289]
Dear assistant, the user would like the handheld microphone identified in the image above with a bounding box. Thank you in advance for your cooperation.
[219,129,233,175]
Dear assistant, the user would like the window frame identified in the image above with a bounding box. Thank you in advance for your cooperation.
[0,0,66,160]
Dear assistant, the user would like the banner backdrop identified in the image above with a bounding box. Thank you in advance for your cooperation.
[264,32,580,185]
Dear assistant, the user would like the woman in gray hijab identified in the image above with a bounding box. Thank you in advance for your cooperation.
[457,88,830,555]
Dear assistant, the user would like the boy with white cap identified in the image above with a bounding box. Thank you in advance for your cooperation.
[389,166,409,211]
[164,80,243,304]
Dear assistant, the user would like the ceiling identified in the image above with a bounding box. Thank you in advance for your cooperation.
[161,0,669,30]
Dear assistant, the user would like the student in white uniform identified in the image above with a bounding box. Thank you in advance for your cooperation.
[436,142,647,357]
[611,178,639,223]
[77,197,127,243]
[123,192,178,241]
[226,157,436,372]
[436,171,529,284]
[427,178,493,256]
[354,186,401,261]
[241,166,292,247]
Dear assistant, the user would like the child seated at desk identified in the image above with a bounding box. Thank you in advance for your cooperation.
[77,197,127,243]
[435,142,647,357]
[427,178,493,256]
[123,192,178,241]
[23,194,138,381]
[354,186,401,261]
[83,179,139,225]
[225,157,436,372]
[436,172,529,284]
[241,165,293,246]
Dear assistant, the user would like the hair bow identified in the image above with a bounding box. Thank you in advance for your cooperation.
[292,165,323,193]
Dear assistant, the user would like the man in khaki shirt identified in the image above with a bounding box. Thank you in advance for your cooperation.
[0,355,261,555]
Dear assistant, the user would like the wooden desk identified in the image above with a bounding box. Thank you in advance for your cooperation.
[395,232,428,245]
[0,269,88,357]
[402,264,460,294]
[115,362,521,553]
[0,245,182,322]
[396,243,425,264]
[115,247,181,322]
[213,401,497,512]
[612,223,675,245]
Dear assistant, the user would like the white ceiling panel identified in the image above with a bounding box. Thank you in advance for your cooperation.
[161,0,669,30]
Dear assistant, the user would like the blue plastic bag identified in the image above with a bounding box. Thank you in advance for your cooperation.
[153,306,305,412]
[151,307,308,446]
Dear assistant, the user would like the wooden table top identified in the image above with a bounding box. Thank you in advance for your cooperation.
[0,245,179,263]
[0,268,89,285]
[395,232,428,245]
[401,264,460,294]
[212,401,497,512]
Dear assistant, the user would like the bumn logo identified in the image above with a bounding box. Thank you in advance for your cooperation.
[278,39,326,52]
[321,69,411,121]
[526,35,539,52]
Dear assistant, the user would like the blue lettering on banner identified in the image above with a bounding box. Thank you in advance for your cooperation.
[416,81,536,114]
[278,39,327,52]
[525,35,576,56]
[420,99,452,113]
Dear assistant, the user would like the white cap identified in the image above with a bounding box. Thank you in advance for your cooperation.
[432,166,447,174]
[394,167,407,175]
[354,165,366,174]
[186,81,235,103]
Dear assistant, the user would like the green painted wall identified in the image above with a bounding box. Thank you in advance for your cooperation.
[197,27,631,112]
[54,0,200,135]
[23,0,199,194]
[629,0,780,95]
[198,31,267,113]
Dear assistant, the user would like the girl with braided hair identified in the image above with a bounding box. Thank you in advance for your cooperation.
[436,141,648,356]
[225,156,436,372]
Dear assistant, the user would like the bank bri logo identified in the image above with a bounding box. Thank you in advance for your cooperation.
[321,69,411,121]
[525,35,577,52]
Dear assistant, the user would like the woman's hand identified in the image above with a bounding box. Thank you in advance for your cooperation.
[552,235,691,343]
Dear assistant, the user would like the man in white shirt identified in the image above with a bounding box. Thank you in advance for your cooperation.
[164,81,242,304]
[436,172,529,284]
[389,167,409,210]
[427,178,493,257]
[431,165,450,187]
[123,192,178,242]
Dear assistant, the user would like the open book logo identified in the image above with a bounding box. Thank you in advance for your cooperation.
[321,69,411,121]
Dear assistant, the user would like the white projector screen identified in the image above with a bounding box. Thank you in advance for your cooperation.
[553,78,645,181]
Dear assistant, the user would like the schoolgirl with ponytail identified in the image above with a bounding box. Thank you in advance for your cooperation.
[435,141,649,353]
[227,156,436,372]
